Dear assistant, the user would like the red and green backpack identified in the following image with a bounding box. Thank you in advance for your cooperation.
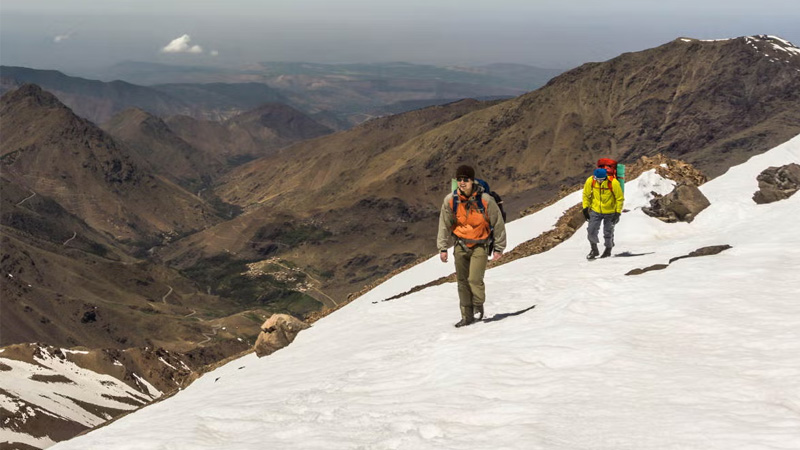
[594,158,626,192]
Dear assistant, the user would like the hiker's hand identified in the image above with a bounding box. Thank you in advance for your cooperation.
[492,251,503,261]
[612,213,621,224]
[440,251,448,263]
[582,208,590,221]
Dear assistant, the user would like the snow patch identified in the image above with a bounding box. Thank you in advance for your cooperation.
[766,35,797,48]
[0,430,56,449]
[0,392,20,413]
[131,373,160,398]
[771,43,800,56]
[61,349,89,355]
[158,357,177,371]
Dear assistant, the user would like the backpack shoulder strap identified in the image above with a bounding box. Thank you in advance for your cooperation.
[475,192,485,214]
[451,189,459,216]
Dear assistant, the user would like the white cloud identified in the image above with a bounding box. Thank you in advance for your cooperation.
[210,50,219,56]
[53,33,73,43]
[161,34,204,54]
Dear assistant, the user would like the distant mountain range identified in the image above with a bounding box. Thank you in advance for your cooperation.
[1,61,562,126]
[100,60,563,92]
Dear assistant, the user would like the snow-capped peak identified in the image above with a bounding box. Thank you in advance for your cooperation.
[745,34,800,58]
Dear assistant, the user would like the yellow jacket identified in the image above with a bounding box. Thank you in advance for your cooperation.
[582,176,624,214]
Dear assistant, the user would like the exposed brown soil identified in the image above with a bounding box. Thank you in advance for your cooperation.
[28,374,75,383]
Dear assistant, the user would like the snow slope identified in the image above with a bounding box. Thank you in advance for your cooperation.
[51,135,800,450]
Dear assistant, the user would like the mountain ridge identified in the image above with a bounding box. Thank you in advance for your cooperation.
[0,84,220,240]
[166,35,800,303]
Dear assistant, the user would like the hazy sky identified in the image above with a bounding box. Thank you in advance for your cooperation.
[2,0,799,77]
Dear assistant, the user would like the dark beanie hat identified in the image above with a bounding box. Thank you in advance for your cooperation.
[456,165,475,179]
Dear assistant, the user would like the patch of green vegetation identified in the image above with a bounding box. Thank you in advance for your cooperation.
[226,154,257,167]
[125,236,162,259]
[262,289,322,317]
[279,259,299,269]
[207,195,243,220]
[254,222,332,248]
[139,304,160,315]
[87,242,109,257]
[244,312,266,324]
[182,253,322,316]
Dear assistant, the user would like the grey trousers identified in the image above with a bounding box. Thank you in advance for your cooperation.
[587,210,616,248]
[454,243,488,309]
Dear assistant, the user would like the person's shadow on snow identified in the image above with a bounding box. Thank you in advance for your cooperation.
[482,304,536,323]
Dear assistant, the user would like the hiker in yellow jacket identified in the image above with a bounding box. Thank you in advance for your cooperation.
[582,168,624,259]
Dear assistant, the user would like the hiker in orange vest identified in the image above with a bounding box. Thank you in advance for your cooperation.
[437,165,506,327]
[582,167,624,259]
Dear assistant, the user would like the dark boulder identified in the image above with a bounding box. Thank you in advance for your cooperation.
[752,163,800,204]
[642,183,711,223]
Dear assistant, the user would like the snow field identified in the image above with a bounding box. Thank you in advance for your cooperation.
[51,135,800,449]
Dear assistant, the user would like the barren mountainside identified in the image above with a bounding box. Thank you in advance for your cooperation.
[169,35,800,301]
[0,85,271,354]
[102,108,225,191]
[163,103,334,167]
[0,85,223,241]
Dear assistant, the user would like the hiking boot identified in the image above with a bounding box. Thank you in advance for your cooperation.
[455,305,474,327]
[474,304,484,321]
[454,317,474,328]
[600,247,612,258]
[586,243,600,260]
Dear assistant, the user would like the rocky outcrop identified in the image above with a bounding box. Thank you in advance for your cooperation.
[669,245,733,263]
[627,154,708,187]
[753,163,800,204]
[254,314,310,357]
[626,245,732,275]
[642,183,711,223]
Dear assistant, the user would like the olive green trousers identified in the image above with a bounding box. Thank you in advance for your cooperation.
[453,243,488,317]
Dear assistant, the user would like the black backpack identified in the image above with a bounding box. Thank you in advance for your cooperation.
[470,179,506,222]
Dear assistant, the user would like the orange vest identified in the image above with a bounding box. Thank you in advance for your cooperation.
[449,191,490,247]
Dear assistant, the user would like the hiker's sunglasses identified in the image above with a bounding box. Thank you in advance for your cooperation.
[456,177,472,182]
